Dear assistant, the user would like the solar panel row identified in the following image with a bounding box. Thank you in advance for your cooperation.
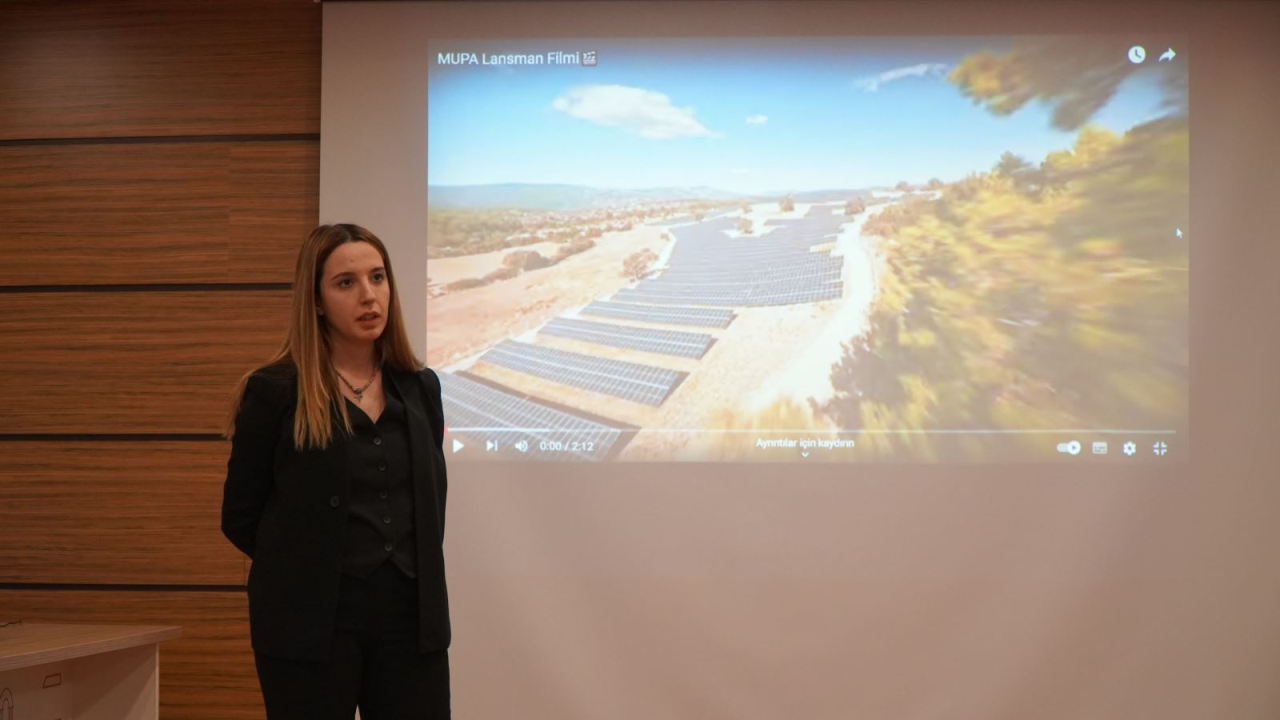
[660,251,839,274]
[480,340,687,407]
[540,317,714,359]
[628,206,850,308]
[615,281,841,307]
[651,257,842,286]
[438,372,623,461]
[580,301,735,329]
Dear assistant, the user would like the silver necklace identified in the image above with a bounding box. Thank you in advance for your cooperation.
[336,366,379,403]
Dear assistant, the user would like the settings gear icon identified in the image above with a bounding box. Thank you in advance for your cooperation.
[1122,441,1137,456]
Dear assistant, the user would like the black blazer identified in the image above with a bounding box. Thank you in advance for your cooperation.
[221,362,450,661]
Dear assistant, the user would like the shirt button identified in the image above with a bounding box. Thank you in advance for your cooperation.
[373,437,383,446]
[329,496,340,507]
[382,516,392,525]
[378,462,387,471]
[384,543,394,552]
[379,491,388,500]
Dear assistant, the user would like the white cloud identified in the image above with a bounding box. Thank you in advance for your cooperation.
[855,63,949,92]
[551,84,717,139]
[746,114,768,125]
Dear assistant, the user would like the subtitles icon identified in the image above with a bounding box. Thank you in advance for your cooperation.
[582,51,597,67]
[1092,441,1109,455]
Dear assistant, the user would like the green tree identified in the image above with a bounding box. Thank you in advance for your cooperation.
[821,45,1188,459]
[949,37,1187,131]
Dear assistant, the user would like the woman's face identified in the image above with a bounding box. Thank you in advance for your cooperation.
[317,241,391,348]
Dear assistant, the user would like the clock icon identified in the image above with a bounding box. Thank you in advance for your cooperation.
[1128,46,1147,64]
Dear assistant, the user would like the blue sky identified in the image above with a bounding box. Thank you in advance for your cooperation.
[427,37,1181,194]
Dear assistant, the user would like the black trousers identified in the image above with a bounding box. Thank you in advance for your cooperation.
[254,561,451,719]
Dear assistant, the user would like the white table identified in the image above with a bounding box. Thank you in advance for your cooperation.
[0,623,181,720]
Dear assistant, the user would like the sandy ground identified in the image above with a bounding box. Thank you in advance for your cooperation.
[426,225,670,367]
[427,240,566,287]
[745,201,899,409]
[619,200,902,460]
[617,299,845,461]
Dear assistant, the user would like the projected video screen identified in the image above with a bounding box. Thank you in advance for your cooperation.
[425,35,1189,463]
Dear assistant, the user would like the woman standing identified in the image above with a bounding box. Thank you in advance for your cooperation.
[222,224,450,719]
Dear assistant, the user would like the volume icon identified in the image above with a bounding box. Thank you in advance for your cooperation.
[514,440,529,453]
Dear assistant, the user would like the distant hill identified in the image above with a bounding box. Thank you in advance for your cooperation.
[427,184,883,211]
[427,183,747,211]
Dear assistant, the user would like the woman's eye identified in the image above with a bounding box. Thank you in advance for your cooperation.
[339,278,353,287]
[373,273,386,282]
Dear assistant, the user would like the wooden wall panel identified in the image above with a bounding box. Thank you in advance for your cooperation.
[0,0,320,140]
[0,141,315,286]
[0,442,241,586]
[228,142,321,281]
[1,1,321,715]
[0,291,290,434]
[0,590,263,719]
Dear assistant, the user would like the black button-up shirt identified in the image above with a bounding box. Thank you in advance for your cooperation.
[340,373,417,579]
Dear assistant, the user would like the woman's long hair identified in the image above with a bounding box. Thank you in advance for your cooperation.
[223,224,421,449]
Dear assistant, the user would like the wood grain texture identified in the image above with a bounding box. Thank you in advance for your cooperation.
[0,442,243,586]
[0,0,320,141]
[0,590,263,719]
[0,141,316,286]
[0,291,291,434]
[0,2,318,717]
[227,142,321,282]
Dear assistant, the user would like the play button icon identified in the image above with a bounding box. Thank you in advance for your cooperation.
[452,439,465,454]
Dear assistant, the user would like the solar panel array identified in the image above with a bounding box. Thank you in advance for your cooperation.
[438,372,623,461]
[614,208,848,308]
[540,317,714,359]
[580,301,735,329]
[480,340,687,407]
[446,204,857,458]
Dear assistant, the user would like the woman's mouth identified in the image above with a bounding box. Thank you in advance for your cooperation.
[358,312,381,323]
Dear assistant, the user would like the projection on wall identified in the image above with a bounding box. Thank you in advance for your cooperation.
[424,35,1189,463]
